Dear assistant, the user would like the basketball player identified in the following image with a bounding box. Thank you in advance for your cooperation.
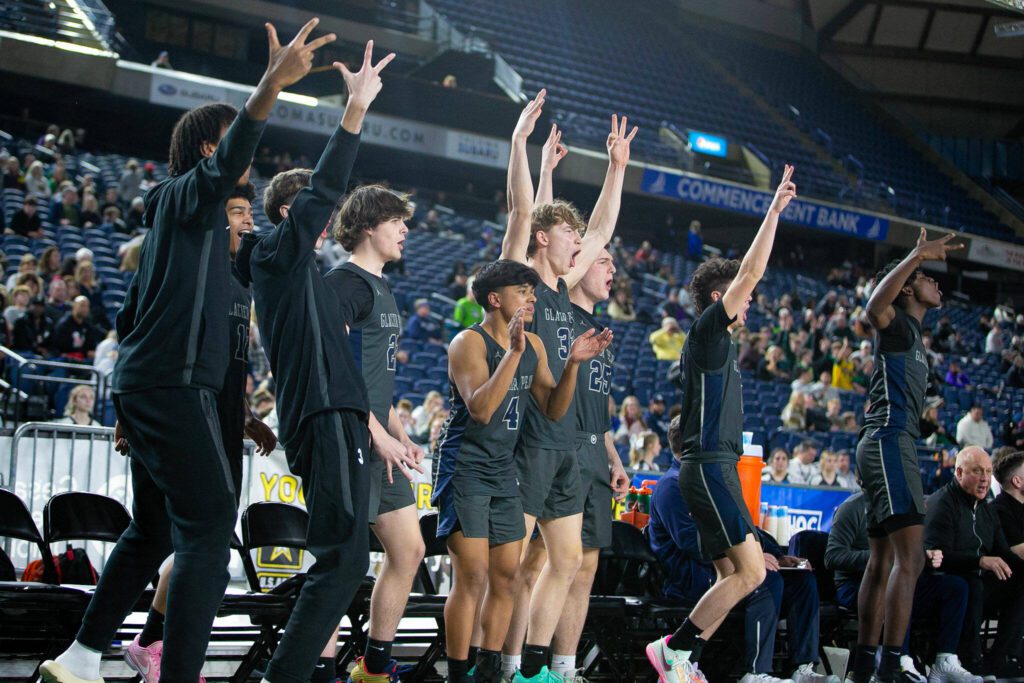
[322,184,426,683]
[121,184,277,683]
[849,229,962,683]
[646,165,797,683]
[500,89,636,682]
[434,259,612,683]
[235,39,401,683]
[40,18,332,683]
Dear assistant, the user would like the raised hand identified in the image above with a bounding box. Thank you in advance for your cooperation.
[513,89,547,141]
[541,124,568,172]
[265,17,337,90]
[769,164,796,215]
[334,39,395,110]
[914,228,964,262]
[569,327,613,363]
[508,307,526,354]
[607,114,638,168]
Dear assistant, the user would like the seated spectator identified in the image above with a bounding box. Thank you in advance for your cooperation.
[851,357,873,395]
[9,197,43,238]
[850,339,873,364]
[50,186,80,226]
[120,241,141,272]
[151,51,173,69]
[812,338,837,377]
[80,194,102,228]
[839,411,859,433]
[93,329,118,380]
[3,284,31,330]
[762,448,790,483]
[23,160,51,198]
[956,405,993,449]
[825,491,980,682]
[99,186,120,214]
[125,197,146,233]
[810,450,842,487]
[607,287,636,322]
[660,288,688,323]
[452,282,484,330]
[826,309,856,344]
[447,271,469,301]
[649,316,685,361]
[739,333,768,372]
[921,405,955,448]
[944,361,972,389]
[757,344,790,383]
[101,205,128,234]
[118,159,143,204]
[428,411,449,453]
[924,447,1024,677]
[790,365,816,395]
[781,391,807,431]
[649,417,830,683]
[830,339,855,391]
[252,388,278,435]
[3,156,24,190]
[75,261,109,330]
[835,451,857,489]
[644,394,669,446]
[824,398,843,430]
[12,296,53,355]
[628,430,661,472]
[614,395,646,445]
[985,324,1003,354]
[412,390,445,441]
[992,450,1024,563]
[405,298,443,345]
[38,246,61,281]
[45,277,70,324]
[55,384,100,426]
[52,296,101,361]
[395,398,416,439]
[787,441,819,485]
[1003,353,1024,389]
[806,371,839,405]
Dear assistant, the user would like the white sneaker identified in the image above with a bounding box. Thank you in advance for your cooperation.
[929,655,983,683]
[645,637,708,683]
[792,663,840,683]
[902,656,929,683]
[740,673,794,683]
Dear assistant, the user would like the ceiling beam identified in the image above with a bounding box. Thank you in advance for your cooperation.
[874,0,1019,19]
[876,91,1024,113]
[970,14,990,56]
[867,3,884,46]
[917,8,936,50]
[819,0,871,41]
[822,40,1024,70]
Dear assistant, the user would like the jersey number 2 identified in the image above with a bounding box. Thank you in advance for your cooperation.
[588,359,611,395]
[503,396,520,431]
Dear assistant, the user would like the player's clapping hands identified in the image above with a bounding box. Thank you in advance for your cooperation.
[569,328,614,363]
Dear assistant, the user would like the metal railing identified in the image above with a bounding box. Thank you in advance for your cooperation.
[1,346,109,427]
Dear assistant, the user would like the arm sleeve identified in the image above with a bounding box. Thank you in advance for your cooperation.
[252,128,360,274]
[688,301,735,369]
[322,269,374,326]
[825,501,870,572]
[167,109,267,225]
[924,492,980,572]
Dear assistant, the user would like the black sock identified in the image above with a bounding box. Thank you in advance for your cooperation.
[310,657,336,683]
[877,647,902,680]
[475,649,501,682]
[363,638,393,674]
[447,657,469,682]
[467,646,479,668]
[689,637,707,663]
[138,609,164,648]
[851,645,878,681]
[667,618,702,654]
[520,644,550,678]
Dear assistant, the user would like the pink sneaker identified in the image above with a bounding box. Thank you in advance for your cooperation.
[124,636,162,683]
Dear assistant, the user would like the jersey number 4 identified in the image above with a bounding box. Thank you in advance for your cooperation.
[502,396,520,431]
[588,360,611,395]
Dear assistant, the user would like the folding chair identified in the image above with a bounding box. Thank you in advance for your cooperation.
[403,513,450,681]
[788,529,855,670]
[43,491,131,583]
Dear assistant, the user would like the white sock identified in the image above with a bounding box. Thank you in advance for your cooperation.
[551,653,575,676]
[55,641,102,680]
[501,654,521,677]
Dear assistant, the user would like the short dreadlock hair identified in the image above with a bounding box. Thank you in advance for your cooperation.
[167,103,237,177]
[229,182,256,203]
[873,259,920,309]
[687,257,741,315]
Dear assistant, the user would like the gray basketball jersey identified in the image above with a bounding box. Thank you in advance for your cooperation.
[433,325,538,497]
[864,307,928,439]
[522,278,575,448]
[572,304,614,435]
[340,262,401,427]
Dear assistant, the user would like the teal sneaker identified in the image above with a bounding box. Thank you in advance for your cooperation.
[512,667,558,682]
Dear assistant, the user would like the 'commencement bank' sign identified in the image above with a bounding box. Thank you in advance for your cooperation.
[642,168,889,242]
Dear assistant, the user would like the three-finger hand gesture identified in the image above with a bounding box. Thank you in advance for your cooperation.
[541,123,568,172]
[569,327,613,363]
[334,39,395,110]
[769,164,796,215]
[914,228,964,262]
[607,114,638,168]
[508,308,527,354]
[513,89,546,141]
[265,17,337,89]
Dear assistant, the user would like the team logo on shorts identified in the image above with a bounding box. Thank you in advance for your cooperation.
[590,434,598,444]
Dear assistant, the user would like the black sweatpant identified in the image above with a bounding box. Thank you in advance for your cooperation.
[959,570,1024,667]
[265,409,370,683]
[79,387,238,683]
